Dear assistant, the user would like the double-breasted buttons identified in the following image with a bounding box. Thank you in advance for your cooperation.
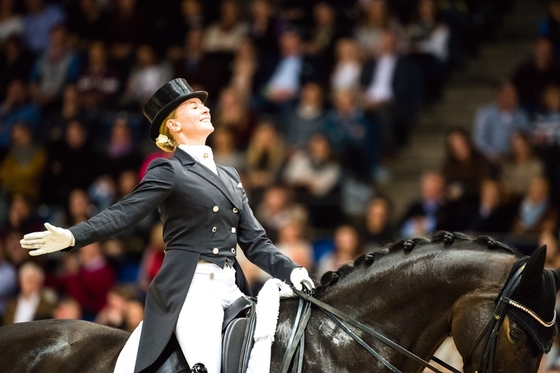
[232,207,239,214]
[213,206,219,212]
[212,248,219,254]
[212,227,217,233]
[231,248,236,254]
[231,227,236,233]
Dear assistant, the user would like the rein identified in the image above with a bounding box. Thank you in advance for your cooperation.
[281,260,552,373]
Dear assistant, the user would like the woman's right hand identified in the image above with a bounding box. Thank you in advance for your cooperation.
[20,223,75,256]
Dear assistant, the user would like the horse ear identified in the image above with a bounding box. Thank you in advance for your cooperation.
[518,245,547,293]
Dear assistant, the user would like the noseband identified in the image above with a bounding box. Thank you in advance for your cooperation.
[283,261,555,373]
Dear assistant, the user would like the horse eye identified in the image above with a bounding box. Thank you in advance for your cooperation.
[509,327,523,342]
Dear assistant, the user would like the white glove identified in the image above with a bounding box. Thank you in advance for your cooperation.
[20,223,75,256]
[290,267,315,291]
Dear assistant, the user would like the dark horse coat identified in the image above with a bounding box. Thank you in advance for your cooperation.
[68,148,299,373]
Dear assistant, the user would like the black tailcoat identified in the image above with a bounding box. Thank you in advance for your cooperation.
[68,148,298,372]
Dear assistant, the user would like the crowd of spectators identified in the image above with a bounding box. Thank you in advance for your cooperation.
[0,0,556,346]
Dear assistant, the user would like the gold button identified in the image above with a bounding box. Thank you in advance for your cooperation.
[212,227,217,233]
[231,248,236,254]
[231,227,236,233]
[203,153,209,159]
[232,207,239,214]
[213,206,219,212]
[213,248,219,254]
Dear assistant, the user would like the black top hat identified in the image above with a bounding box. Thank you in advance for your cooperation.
[143,78,208,142]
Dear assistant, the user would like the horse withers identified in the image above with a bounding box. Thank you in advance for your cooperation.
[1,231,559,373]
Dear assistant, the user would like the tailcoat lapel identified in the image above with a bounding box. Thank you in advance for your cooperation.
[173,149,241,209]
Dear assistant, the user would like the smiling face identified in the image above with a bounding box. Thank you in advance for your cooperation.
[168,97,214,144]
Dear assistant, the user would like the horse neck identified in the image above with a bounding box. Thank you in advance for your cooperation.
[318,247,519,368]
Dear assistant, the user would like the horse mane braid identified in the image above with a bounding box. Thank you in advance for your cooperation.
[317,231,520,291]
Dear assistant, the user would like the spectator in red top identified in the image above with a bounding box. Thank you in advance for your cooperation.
[47,241,116,319]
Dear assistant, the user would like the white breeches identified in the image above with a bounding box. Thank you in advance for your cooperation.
[114,262,244,373]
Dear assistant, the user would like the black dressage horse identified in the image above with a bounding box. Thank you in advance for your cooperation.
[1,231,559,373]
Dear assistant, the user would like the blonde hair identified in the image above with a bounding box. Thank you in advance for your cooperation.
[155,111,179,152]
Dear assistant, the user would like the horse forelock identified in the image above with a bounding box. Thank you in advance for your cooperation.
[317,231,522,292]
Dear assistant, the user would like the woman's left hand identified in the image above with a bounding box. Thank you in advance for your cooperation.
[290,267,315,292]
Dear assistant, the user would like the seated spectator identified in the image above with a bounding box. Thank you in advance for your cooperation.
[119,44,172,111]
[0,240,17,317]
[76,41,121,111]
[315,224,363,277]
[245,120,285,196]
[42,84,92,142]
[29,24,80,113]
[3,229,27,267]
[64,0,110,51]
[440,128,491,205]
[210,127,246,171]
[279,81,328,153]
[281,131,342,229]
[22,0,66,56]
[253,27,322,116]
[463,179,514,234]
[172,27,230,101]
[100,115,142,180]
[46,242,116,320]
[0,0,23,44]
[472,81,532,171]
[0,35,35,100]
[2,261,55,325]
[0,121,47,201]
[0,79,40,152]
[105,0,152,73]
[212,86,258,151]
[354,0,406,59]
[254,184,308,242]
[228,37,258,99]
[160,0,205,61]
[302,2,348,74]
[533,84,560,206]
[405,0,450,102]
[399,170,454,238]
[329,37,363,93]
[324,87,381,184]
[512,38,560,116]
[0,193,44,238]
[53,296,82,320]
[40,119,99,205]
[362,195,397,252]
[276,219,314,273]
[65,188,93,226]
[500,131,545,202]
[539,229,560,270]
[510,175,558,237]
[246,0,283,59]
[360,26,423,153]
[94,284,138,330]
[202,0,247,55]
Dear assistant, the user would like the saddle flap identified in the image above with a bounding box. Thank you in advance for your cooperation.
[221,299,257,373]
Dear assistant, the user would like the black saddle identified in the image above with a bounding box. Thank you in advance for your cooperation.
[150,297,257,373]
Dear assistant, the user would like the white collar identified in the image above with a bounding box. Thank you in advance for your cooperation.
[178,144,217,174]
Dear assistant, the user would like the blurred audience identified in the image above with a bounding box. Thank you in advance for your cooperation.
[472,81,532,172]
[2,261,55,325]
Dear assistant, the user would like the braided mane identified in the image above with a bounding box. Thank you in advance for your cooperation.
[317,231,522,291]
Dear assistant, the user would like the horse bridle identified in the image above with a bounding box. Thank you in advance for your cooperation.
[281,262,556,373]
